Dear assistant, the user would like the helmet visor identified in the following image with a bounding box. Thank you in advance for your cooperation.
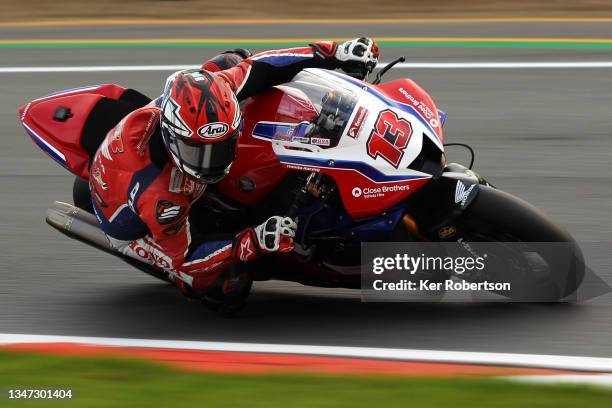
[165,128,239,183]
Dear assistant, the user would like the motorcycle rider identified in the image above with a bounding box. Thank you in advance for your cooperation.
[89,38,379,310]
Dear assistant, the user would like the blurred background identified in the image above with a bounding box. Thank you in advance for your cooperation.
[2,0,612,19]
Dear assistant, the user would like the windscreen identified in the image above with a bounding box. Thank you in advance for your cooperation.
[283,71,359,148]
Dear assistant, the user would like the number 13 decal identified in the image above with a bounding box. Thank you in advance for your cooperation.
[366,110,413,168]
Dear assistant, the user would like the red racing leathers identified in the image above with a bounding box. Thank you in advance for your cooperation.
[90,42,343,296]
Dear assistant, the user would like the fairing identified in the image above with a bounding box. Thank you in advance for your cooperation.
[21,70,445,220]
[219,69,445,219]
[18,84,141,179]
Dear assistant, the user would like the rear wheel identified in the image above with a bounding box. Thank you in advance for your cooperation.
[73,177,93,213]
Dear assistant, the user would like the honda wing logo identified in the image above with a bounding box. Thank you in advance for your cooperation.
[161,97,192,137]
[455,180,476,207]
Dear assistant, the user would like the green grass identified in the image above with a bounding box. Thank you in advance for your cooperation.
[1,351,611,407]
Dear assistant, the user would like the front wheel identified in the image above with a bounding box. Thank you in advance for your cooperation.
[452,186,585,300]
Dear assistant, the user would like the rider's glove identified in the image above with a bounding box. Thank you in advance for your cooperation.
[254,216,297,252]
[233,216,298,262]
[335,37,379,78]
[311,37,380,79]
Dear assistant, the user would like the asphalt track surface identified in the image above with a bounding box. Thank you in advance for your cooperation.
[1,21,612,357]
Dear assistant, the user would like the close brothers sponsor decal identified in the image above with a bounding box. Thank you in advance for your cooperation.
[352,184,410,198]
[398,87,440,128]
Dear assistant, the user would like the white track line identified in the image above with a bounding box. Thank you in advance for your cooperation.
[1,333,612,373]
[0,65,199,73]
[2,61,612,73]
[394,62,612,68]
[508,374,612,387]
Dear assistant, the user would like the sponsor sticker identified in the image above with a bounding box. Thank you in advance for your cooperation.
[168,167,206,198]
[273,126,294,141]
[239,236,255,261]
[128,240,172,270]
[197,122,229,139]
[398,87,439,128]
[454,180,476,207]
[292,136,310,143]
[352,184,411,199]
[168,167,184,194]
[235,233,256,262]
[310,137,331,146]
[347,106,369,139]
[136,111,158,155]
[155,200,185,225]
[283,163,320,172]
[438,225,456,239]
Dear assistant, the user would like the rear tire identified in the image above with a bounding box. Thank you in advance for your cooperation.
[73,177,93,213]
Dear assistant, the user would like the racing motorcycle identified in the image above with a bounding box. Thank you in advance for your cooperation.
[18,57,585,302]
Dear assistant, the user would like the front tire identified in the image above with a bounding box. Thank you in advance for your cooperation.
[456,186,585,300]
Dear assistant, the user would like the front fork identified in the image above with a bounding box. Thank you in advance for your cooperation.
[401,162,493,242]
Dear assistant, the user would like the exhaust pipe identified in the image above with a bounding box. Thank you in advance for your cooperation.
[45,201,114,254]
[45,201,172,283]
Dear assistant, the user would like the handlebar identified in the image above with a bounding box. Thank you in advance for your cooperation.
[372,56,406,85]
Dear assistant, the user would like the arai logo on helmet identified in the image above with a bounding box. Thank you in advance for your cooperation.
[197,122,229,139]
